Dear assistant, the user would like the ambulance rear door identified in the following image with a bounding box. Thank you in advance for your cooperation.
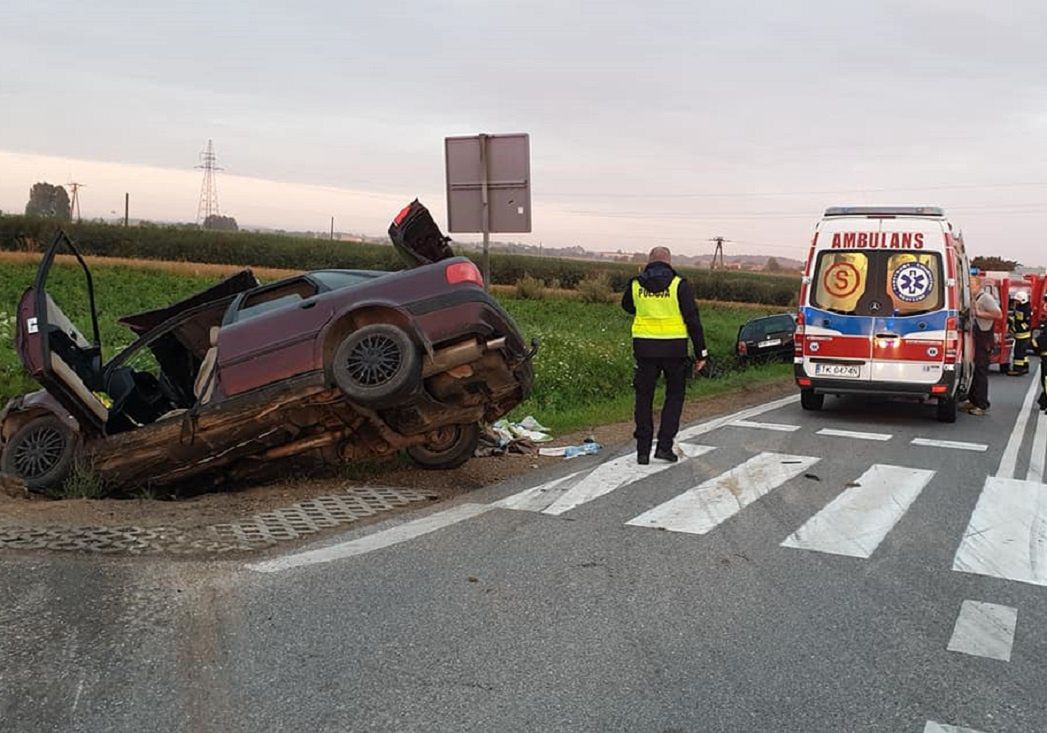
[869,237,950,386]
[804,242,874,383]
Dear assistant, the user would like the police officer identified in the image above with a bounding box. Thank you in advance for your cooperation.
[621,247,707,464]
[1008,290,1032,376]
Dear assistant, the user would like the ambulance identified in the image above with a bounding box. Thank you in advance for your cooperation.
[794,207,974,422]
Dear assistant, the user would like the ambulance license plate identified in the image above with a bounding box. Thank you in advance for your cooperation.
[814,363,861,378]
[758,338,781,348]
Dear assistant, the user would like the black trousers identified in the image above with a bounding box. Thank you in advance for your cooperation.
[1012,335,1030,372]
[633,357,690,454]
[1039,355,1047,411]
[971,328,993,410]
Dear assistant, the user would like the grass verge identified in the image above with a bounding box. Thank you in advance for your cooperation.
[0,258,794,439]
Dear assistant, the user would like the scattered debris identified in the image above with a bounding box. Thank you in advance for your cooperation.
[538,441,603,459]
[475,416,552,457]
[804,473,821,481]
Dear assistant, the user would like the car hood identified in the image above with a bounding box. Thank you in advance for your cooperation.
[117,269,260,335]
[388,199,455,267]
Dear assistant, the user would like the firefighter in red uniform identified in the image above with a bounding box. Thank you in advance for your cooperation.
[621,247,708,464]
[1008,290,1032,376]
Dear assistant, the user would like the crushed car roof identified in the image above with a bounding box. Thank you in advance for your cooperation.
[117,269,260,335]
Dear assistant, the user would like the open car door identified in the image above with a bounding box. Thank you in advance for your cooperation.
[14,230,109,435]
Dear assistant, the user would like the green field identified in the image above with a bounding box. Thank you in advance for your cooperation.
[0,261,791,436]
[1,216,801,306]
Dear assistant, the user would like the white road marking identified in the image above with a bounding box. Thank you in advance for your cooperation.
[540,443,715,516]
[1027,410,1046,483]
[676,394,801,441]
[728,420,801,432]
[996,374,1042,479]
[815,428,893,441]
[493,470,587,512]
[625,452,819,535]
[953,476,1047,586]
[781,464,934,558]
[247,503,493,573]
[923,722,987,733]
[910,438,988,452]
[946,600,1017,662]
[71,677,85,714]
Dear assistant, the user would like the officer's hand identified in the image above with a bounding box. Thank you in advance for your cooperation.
[694,359,706,375]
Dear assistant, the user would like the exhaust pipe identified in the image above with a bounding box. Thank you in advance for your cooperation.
[422,336,507,377]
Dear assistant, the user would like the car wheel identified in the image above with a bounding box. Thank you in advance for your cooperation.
[406,423,480,470]
[331,324,420,408]
[800,389,824,411]
[937,396,957,423]
[998,362,1009,374]
[1,415,77,492]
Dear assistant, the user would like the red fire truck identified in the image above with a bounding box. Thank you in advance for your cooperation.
[1023,273,1047,329]
[979,274,1013,373]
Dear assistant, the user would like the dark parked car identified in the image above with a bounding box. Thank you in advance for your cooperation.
[0,201,535,492]
[735,313,796,363]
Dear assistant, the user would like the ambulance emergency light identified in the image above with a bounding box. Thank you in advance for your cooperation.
[824,206,945,218]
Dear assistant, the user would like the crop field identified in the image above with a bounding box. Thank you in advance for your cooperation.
[0,258,791,435]
[0,216,801,306]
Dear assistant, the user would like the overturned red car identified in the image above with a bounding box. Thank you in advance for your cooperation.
[1,201,535,492]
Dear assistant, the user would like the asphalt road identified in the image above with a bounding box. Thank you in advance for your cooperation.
[2,372,1046,732]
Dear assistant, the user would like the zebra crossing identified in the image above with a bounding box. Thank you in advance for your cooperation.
[254,377,1046,590]
[495,432,1046,587]
[625,451,818,535]
[782,464,935,559]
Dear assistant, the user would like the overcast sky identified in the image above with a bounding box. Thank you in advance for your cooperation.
[2,1,1046,264]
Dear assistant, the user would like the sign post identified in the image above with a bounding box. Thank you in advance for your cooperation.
[445,133,531,291]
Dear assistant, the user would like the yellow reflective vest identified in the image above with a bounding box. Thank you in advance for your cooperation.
[631,277,688,339]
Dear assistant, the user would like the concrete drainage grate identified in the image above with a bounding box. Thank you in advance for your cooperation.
[208,487,437,549]
[0,486,438,556]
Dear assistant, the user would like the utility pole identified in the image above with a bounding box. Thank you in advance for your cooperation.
[124,193,129,227]
[708,236,730,270]
[67,182,84,222]
[330,216,335,240]
[479,133,491,291]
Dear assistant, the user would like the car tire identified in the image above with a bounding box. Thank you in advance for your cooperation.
[998,363,1009,374]
[406,423,480,470]
[331,324,420,408]
[800,389,824,411]
[1,415,77,493]
[937,396,957,423]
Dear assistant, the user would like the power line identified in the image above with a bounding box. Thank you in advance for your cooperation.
[543,180,1047,199]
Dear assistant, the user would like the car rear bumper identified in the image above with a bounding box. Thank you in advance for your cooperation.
[795,368,958,398]
[407,287,534,395]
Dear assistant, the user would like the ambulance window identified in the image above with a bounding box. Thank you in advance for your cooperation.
[885,252,943,315]
[811,252,868,314]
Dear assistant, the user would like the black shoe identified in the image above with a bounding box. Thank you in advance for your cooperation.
[637,453,650,465]
[653,448,678,463]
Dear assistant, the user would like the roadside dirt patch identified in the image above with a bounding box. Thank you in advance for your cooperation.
[0,378,793,532]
